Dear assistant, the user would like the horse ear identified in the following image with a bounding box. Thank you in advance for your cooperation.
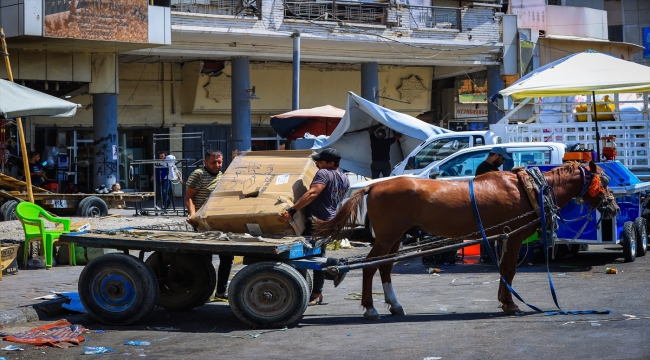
[589,160,597,173]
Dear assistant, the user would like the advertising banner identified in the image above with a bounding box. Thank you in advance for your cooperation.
[44,0,148,43]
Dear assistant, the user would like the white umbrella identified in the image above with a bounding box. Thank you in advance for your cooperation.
[0,78,79,118]
[499,50,650,158]
[312,92,450,177]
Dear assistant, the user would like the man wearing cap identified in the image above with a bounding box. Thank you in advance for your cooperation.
[369,125,402,179]
[279,148,350,306]
[475,147,511,263]
[475,147,511,176]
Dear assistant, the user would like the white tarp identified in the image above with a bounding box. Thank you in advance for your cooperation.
[0,78,79,118]
[312,92,450,177]
[499,51,650,100]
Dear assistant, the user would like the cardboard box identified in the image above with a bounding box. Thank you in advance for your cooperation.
[188,150,318,235]
[1,244,19,276]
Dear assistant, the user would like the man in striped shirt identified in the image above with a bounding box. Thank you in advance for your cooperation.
[185,150,233,298]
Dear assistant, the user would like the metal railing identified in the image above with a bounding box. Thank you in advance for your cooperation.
[284,1,388,25]
[171,0,258,16]
[406,5,460,30]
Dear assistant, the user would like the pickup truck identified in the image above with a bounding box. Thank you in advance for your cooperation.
[390,130,502,176]
[342,142,567,233]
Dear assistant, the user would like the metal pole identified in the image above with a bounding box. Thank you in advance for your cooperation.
[292,32,300,111]
[361,62,379,104]
[593,91,601,161]
[0,28,33,203]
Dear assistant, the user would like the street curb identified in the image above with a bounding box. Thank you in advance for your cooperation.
[0,298,68,328]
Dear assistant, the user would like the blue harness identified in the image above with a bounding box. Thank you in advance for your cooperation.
[469,169,610,316]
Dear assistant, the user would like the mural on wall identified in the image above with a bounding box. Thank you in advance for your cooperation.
[44,0,148,43]
[205,74,232,103]
[95,133,118,177]
[397,75,427,103]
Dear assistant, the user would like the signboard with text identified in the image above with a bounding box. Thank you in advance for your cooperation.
[44,0,148,43]
[455,103,488,120]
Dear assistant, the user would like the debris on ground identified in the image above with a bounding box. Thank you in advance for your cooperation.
[2,320,85,348]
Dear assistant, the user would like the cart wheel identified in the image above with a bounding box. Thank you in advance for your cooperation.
[296,268,313,294]
[0,200,18,221]
[633,217,647,257]
[78,253,159,325]
[229,262,308,328]
[77,196,109,217]
[145,252,216,311]
[622,221,637,262]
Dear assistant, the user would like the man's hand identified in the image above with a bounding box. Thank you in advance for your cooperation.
[278,210,292,223]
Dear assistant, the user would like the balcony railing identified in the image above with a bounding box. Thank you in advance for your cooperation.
[406,5,460,30]
[284,1,388,25]
[171,0,258,17]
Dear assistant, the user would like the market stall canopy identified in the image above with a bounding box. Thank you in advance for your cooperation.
[271,105,344,140]
[312,92,450,177]
[499,51,650,100]
[0,78,79,118]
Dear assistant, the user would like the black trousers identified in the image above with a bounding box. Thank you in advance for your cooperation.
[303,219,325,295]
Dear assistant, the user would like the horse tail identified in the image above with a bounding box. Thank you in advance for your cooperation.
[312,187,367,241]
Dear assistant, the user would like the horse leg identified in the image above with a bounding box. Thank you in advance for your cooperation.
[497,237,524,314]
[361,235,402,320]
[379,241,405,316]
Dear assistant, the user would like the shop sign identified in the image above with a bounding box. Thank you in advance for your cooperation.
[44,0,148,43]
[455,103,488,119]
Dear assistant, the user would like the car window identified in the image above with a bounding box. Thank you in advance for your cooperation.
[410,136,470,170]
[438,150,490,177]
[509,149,552,168]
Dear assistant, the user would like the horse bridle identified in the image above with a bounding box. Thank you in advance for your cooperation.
[577,166,614,213]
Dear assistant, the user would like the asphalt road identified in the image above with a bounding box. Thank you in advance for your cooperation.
[1,244,649,360]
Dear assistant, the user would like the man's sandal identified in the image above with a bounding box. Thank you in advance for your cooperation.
[308,294,323,306]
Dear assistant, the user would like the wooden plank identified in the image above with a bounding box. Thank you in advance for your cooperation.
[59,231,322,259]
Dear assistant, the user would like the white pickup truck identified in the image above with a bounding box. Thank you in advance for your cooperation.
[343,142,567,233]
[390,130,502,176]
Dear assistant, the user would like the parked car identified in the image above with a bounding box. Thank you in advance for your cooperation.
[341,142,568,235]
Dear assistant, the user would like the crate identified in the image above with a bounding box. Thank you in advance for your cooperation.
[1,244,19,276]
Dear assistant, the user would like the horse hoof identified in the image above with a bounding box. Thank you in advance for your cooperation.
[500,303,523,315]
[364,308,380,320]
[389,306,405,316]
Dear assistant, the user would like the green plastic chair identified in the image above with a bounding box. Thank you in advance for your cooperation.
[15,202,75,269]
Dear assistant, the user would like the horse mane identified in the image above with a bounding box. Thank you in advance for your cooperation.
[545,161,581,190]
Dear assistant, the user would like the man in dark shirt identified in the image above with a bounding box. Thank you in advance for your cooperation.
[369,126,402,179]
[22,151,48,188]
[475,147,510,263]
[475,147,510,176]
[279,148,350,306]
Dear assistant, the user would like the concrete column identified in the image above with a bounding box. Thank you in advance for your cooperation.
[231,57,252,153]
[487,65,505,124]
[92,94,119,189]
[361,62,378,104]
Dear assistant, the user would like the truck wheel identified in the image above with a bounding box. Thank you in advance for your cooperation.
[78,253,159,325]
[296,268,313,294]
[77,196,108,217]
[229,262,308,328]
[145,252,216,311]
[622,221,637,262]
[0,200,18,221]
[633,217,647,257]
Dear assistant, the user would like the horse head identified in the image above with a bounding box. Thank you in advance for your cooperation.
[575,161,619,219]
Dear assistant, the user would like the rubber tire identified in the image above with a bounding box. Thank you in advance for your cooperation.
[78,253,159,326]
[633,217,647,257]
[229,262,309,328]
[77,196,109,217]
[296,268,313,294]
[622,221,637,262]
[145,252,216,311]
[0,200,18,221]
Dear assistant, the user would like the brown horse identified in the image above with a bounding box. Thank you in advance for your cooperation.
[313,161,619,319]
